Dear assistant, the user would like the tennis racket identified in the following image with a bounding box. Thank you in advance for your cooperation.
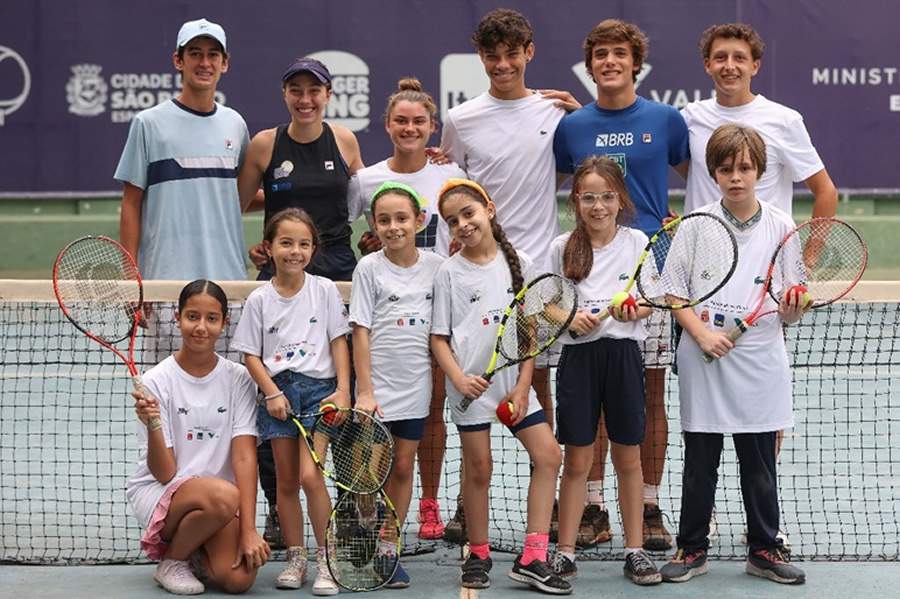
[326,488,401,591]
[570,212,738,337]
[254,399,394,494]
[52,236,158,428]
[459,273,577,411]
[703,217,867,362]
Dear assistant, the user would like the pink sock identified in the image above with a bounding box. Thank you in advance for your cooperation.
[469,543,490,560]
[520,532,549,565]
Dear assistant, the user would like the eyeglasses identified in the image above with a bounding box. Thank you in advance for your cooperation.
[577,191,620,207]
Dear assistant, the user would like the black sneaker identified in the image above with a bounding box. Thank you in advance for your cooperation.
[746,547,805,584]
[460,554,492,589]
[509,556,573,595]
[550,552,578,580]
[660,548,709,583]
[624,549,662,585]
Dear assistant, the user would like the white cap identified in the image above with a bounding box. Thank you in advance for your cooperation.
[176,18,227,52]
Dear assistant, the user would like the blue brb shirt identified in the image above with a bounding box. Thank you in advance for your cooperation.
[553,96,689,236]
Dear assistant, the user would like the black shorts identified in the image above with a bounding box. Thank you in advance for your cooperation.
[555,337,645,447]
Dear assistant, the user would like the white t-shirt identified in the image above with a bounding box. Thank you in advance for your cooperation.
[676,201,796,433]
[125,355,257,528]
[349,250,444,421]
[440,92,565,270]
[682,95,825,216]
[431,249,542,425]
[549,228,649,345]
[230,276,350,379]
[347,159,467,256]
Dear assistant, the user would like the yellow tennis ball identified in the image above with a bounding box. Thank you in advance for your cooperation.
[610,291,631,308]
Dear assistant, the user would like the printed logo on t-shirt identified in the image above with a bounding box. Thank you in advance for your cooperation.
[469,292,481,304]
[642,133,652,144]
[225,139,234,150]
[603,153,627,177]
[480,309,503,326]
[324,160,334,171]
[595,132,634,148]
[309,316,318,324]
[754,276,765,285]
[425,292,433,300]
[388,294,400,302]
[713,313,725,327]
[273,160,294,179]
[268,325,280,334]
[700,310,709,323]
[618,272,629,281]
[217,406,227,413]
[178,407,189,415]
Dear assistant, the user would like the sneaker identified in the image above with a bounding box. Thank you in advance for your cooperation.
[550,552,578,580]
[384,561,410,589]
[188,551,210,585]
[746,547,805,584]
[623,549,662,586]
[460,553,492,589]
[312,548,340,595]
[707,508,719,543]
[509,556,573,595]
[642,503,673,551]
[549,500,560,543]
[443,499,467,545]
[276,546,308,589]
[417,498,445,540]
[154,558,205,595]
[576,504,612,547]
[660,548,709,583]
[263,509,286,551]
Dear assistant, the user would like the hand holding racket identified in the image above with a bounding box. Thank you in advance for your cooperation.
[326,488,400,591]
[703,217,867,362]
[570,212,738,338]
[52,236,158,429]
[254,399,394,494]
[459,273,577,411]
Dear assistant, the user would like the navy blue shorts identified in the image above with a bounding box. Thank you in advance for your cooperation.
[555,337,645,447]
[257,370,336,442]
[384,417,428,441]
[456,409,547,435]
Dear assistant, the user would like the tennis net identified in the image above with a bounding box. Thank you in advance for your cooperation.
[0,279,897,563]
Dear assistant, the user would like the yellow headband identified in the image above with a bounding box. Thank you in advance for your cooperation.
[438,178,491,205]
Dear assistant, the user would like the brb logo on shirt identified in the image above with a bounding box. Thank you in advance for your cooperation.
[595,132,634,148]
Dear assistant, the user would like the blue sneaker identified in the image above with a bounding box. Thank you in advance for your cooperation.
[384,562,409,589]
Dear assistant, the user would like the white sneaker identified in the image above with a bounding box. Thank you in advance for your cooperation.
[276,546,308,589]
[707,508,719,543]
[154,558,205,595]
[312,547,339,595]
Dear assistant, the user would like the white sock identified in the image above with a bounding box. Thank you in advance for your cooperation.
[643,484,659,505]
[560,550,576,562]
[378,539,396,556]
[585,480,605,509]
[624,547,642,556]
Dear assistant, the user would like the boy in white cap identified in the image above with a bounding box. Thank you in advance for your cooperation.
[115,18,250,281]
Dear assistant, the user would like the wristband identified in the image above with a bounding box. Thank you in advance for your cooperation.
[147,420,162,432]
[265,390,285,402]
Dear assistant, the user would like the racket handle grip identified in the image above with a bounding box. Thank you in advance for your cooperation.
[459,396,473,412]
[702,320,750,363]
[568,306,614,339]
[132,375,162,431]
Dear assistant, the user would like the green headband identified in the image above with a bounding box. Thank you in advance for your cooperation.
[370,181,427,213]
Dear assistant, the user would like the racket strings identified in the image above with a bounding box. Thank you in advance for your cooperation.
[55,237,141,344]
[638,214,738,306]
[797,219,867,301]
[328,492,397,590]
[500,276,576,361]
[319,416,392,494]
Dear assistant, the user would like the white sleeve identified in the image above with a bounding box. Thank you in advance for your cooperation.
[231,366,258,439]
[518,251,538,283]
[347,174,365,223]
[781,113,826,183]
[548,239,564,277]
[113,115,149,188]
[439,112,466,171]
[349,258,376,329]
[229,292,264,357]
[325,280,351,341]
[431,264,453,336]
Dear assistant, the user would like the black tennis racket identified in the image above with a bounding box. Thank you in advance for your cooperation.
[460,273,577,411]
[326,488,401,591]
[254,400,394,494]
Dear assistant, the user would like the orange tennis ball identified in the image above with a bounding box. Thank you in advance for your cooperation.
[320,402,338,425]
[788,285,813,309]
[496,401,517,426]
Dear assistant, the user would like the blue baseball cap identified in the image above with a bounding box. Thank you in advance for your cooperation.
[282,58,332,85]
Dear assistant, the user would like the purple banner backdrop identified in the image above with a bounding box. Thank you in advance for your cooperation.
[1,0,898,195]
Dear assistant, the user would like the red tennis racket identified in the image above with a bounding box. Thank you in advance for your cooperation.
[52,236,157,427]
[704,217,867,362]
